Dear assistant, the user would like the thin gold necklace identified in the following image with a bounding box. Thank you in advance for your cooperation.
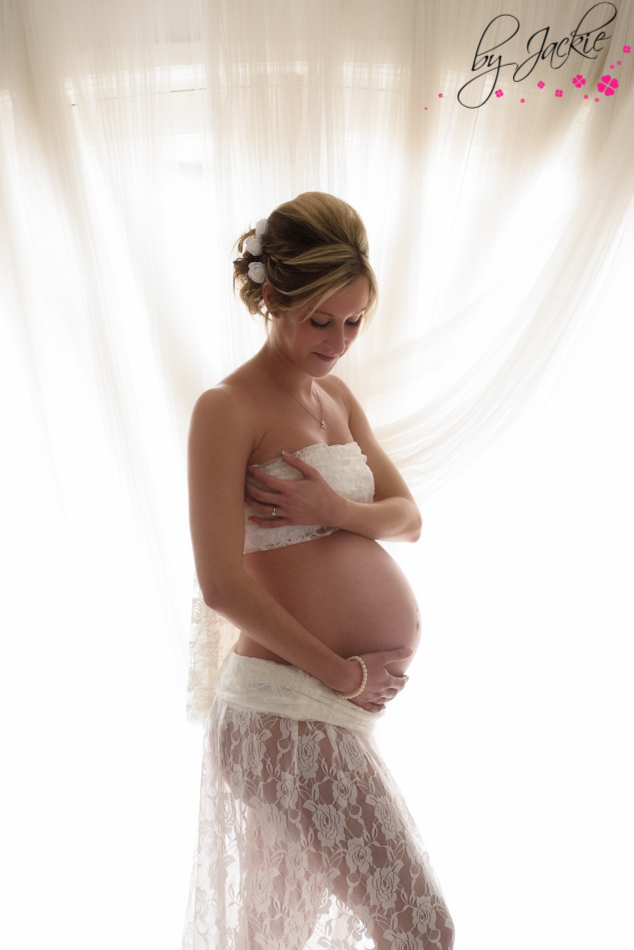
[262,367,327,428]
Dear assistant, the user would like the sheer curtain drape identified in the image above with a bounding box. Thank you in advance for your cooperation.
[2,1,633,947]
[2,0,633,664]
[2,0,632,670]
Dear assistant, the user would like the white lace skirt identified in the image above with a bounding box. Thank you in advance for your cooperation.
[181,649,454,950]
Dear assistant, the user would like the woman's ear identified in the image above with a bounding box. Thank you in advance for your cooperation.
[262,281,279,317]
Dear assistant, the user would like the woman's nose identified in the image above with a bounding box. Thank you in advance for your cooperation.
[328,324,347,355]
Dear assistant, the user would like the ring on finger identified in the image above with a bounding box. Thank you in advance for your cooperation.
[271,506,277,518]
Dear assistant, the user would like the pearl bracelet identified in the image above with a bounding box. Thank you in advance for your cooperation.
[334,656,368,699]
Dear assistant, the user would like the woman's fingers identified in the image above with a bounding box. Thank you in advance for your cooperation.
[247,457,317,486]
[375,681,406,704]
[246,467,291,488]
[245,479,282,501]
[280,452,319,476]
[351,698,385,712]
[384,647,414,663]
[247,515,283,525]
[245,494,280,514]
[248,518,289,527]
[350,652,412,707]
[391,674,409,690]
[382,675,408,700]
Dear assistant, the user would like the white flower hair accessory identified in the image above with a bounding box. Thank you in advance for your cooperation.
[248,261,267,283]
[243,235,263,256]
[243,217,268,257]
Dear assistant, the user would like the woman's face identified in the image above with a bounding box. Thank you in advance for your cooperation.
[267,276,369,376]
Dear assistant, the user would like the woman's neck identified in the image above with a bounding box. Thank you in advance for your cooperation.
[255,343,318,398]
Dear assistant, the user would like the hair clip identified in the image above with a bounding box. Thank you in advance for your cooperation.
[247,261,267,283]
[244,236,263,256]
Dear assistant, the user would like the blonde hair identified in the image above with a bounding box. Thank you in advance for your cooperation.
[233,192,378,324]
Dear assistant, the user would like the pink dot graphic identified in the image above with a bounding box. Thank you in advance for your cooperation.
[595,97,599,102]
[438,93,443,98]
[597,75,619,96]
[537,80,545,88]
[572,74,585,87]
[520,98,525,103]
[584,94,588,99]
[495,89,503,98]
[623,45,631,53]
[617,61,622,65]
[555,89,563,97]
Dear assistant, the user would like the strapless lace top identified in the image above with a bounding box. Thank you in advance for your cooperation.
[244,441,375,553]
[186,441,375,722]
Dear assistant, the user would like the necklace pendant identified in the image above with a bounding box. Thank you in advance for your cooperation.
[320,420,326,428]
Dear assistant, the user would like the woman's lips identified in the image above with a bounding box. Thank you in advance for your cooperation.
[314,353,337,362]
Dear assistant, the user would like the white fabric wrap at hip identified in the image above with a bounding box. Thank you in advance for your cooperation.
[213,649,386,735]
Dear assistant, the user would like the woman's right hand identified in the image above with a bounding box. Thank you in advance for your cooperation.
[345,648,413,712]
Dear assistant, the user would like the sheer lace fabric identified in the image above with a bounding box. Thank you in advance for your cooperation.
[182,650,454,950]
[244,442,376,554]
[186,442,376,723]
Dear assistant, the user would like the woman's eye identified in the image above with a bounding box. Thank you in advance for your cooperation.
[309,318,362,328]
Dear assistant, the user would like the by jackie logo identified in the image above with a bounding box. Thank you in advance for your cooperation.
[458,3,618,108]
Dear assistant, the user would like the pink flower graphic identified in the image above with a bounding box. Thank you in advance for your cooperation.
[584,94,588,99]
[597,75,619,96]
[495,89,503,98]
[555,89,563,97]
[623,45,631,53]
[595,97,599,102]
[520,98,525,103]
[617,61,622,65]
[537,80,545,88]
[438,93,443,98]
[572,74,585,87]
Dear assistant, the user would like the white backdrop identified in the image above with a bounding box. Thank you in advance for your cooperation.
[1,1,633,947]
[1,235,631,950]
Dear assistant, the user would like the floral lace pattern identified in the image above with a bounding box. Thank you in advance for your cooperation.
[244,442,375,554]
[182,655,454,950]
[187,576,242,723]
[186,443,376,723]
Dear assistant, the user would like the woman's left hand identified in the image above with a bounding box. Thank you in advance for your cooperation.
[245,453,345,527]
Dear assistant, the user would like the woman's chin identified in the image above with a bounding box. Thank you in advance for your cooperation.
[311,354,339,372]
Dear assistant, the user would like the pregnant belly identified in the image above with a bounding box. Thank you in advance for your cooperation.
[238,530,421,676]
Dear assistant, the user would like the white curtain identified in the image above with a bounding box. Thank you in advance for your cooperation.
[2,0,632,649]
[1,1,632,947]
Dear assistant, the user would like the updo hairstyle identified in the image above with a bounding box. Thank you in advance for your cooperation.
[233,192,378,325]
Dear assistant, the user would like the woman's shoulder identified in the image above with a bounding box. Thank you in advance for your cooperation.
[190,360,272,457]
[191,377,259,437]
[194,360,263,413]
[317,372,339,393]
[193,380,247,412]
[319,374,356,413]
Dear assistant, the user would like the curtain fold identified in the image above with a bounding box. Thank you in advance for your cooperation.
[1,0,632,664]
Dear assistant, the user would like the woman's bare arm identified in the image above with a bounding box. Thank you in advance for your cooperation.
[325,376,422,542]
[188,387,411,700]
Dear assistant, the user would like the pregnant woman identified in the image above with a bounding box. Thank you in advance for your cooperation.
[182,193,454,950]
